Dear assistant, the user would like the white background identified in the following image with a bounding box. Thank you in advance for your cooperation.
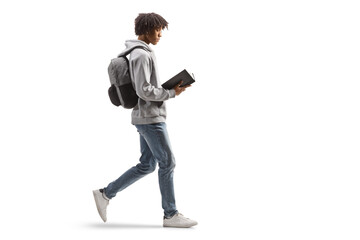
[1,0,359,239]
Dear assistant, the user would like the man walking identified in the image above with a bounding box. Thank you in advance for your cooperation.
[93,13,197,228]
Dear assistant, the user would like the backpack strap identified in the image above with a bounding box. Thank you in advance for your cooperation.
[117,45,148,58]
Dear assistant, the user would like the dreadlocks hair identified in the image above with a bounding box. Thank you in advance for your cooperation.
[134,13,168,36]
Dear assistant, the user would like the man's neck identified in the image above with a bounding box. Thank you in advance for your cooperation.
[138,35,150,45]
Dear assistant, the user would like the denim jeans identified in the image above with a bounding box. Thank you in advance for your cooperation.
[104,122,178,218]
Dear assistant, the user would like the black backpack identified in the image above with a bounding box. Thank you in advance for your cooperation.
[107,46,146,109]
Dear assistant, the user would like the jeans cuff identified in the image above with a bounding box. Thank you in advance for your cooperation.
[101,188,111,201]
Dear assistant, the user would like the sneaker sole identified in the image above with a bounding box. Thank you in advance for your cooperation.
[93,190,107,222]
[163,222,198,228]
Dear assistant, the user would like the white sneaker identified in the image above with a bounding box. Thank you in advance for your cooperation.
[92,189,109,222]
[163,213,198,228]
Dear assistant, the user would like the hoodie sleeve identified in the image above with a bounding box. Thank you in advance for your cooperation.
[131,53,175,102]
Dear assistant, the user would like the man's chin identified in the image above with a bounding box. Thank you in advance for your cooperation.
[152,40,160,45]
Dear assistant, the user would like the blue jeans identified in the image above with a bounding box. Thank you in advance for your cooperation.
[104,122,178,218]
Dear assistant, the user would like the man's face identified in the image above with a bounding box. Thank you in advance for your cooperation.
[147,27,162,45]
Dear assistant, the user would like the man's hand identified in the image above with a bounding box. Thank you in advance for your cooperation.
[173,81,191,96]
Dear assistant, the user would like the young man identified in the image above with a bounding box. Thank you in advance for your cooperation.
[93,13,197,228]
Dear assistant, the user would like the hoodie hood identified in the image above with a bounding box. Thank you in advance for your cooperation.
[125,39,153,52]
[117,39,152,58]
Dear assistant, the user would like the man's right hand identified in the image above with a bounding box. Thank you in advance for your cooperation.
[173,81,191,96]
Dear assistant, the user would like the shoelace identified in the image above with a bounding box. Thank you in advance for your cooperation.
[176,213,190,219]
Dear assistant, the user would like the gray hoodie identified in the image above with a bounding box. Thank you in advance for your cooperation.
[125,40,176,125]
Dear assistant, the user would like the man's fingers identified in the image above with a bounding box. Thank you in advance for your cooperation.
[177,81,184,87]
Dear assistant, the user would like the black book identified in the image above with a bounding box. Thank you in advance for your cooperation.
[162,69,195,90]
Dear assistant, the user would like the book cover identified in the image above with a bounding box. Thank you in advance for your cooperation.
[162,69,195,90]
